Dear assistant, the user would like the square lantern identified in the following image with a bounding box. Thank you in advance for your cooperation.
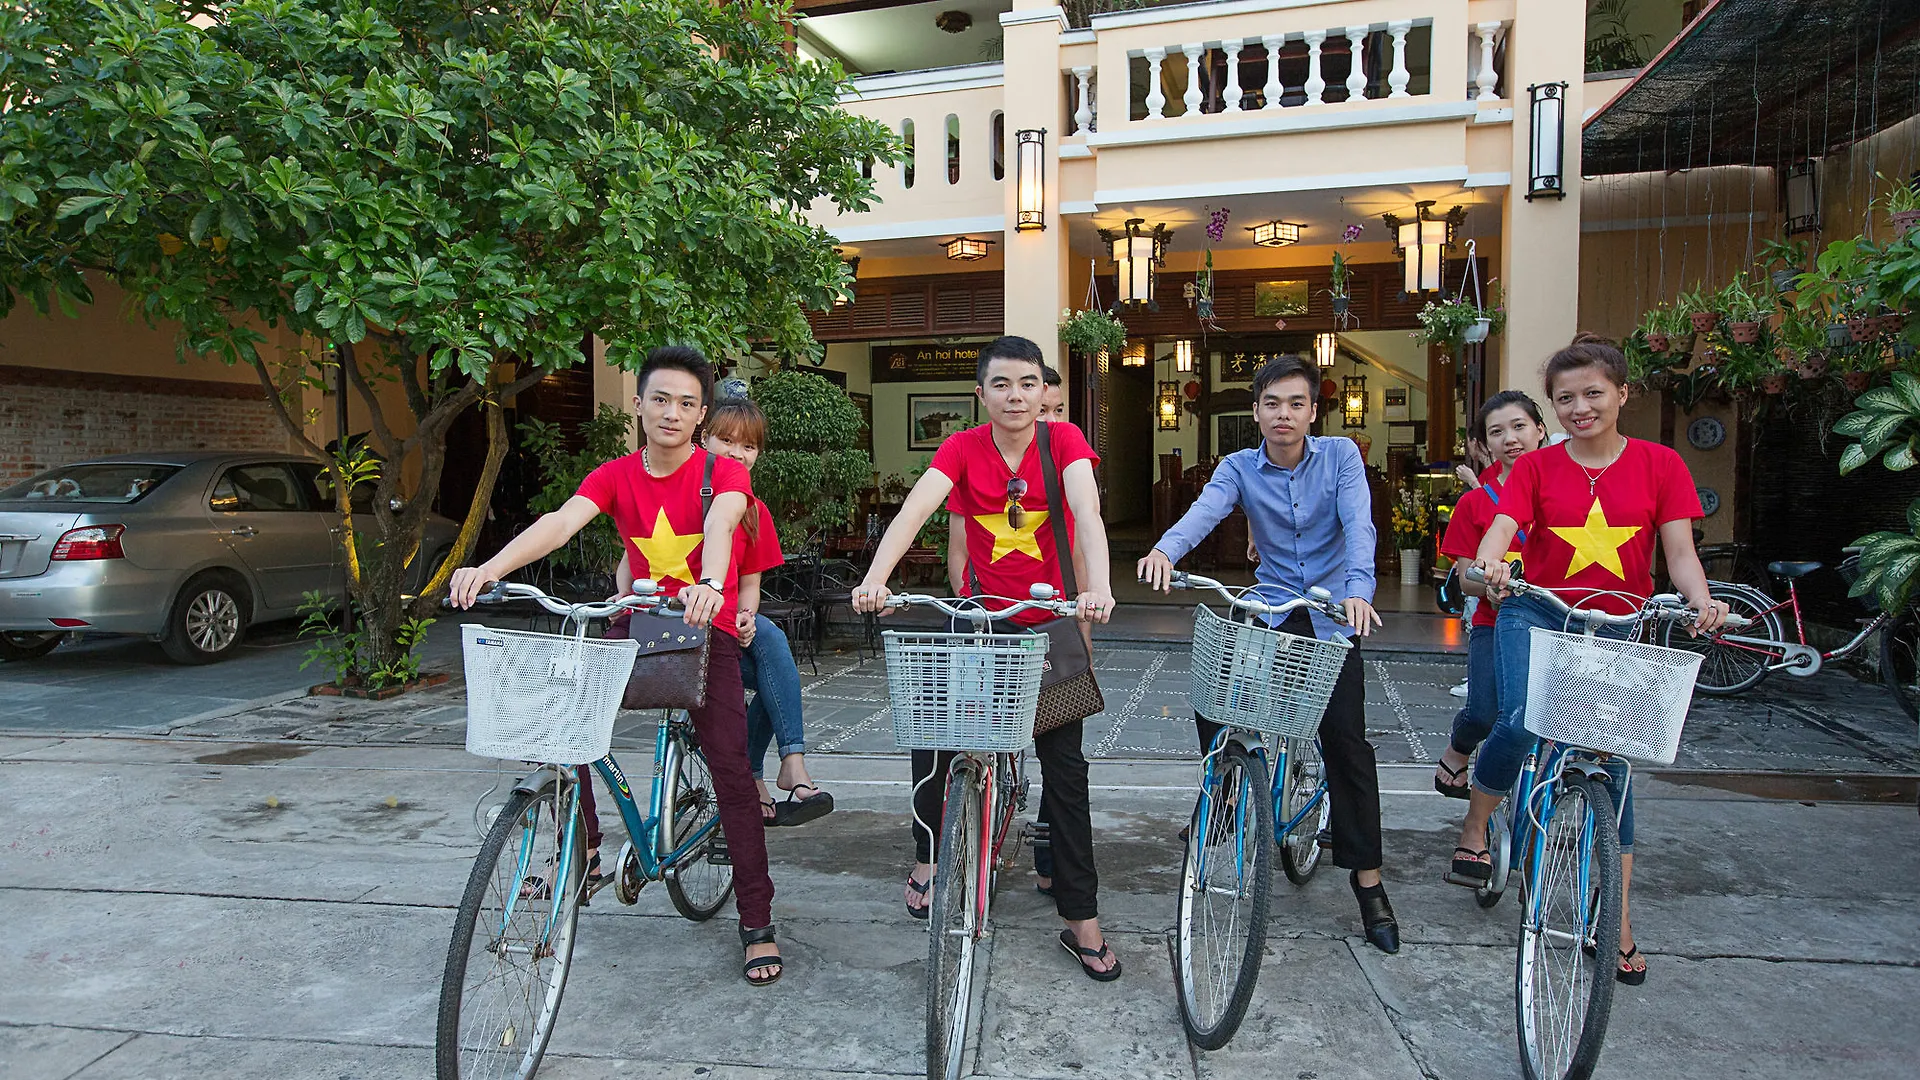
[1122,340,1148,367]
[1157,381,1181,430]
[1248,220,1304,247]
[1342,375,1368,428]
[1527,82,1569,201]
[942,236,994,261]
[1315,331,1338,367]
[1173,339,1194,373]
[1099,218,1171,310]
[1015,128,1046,232]
[1383,201,1463,295]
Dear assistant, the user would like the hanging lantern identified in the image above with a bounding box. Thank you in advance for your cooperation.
[1121,340,1148,368]
[942,236,994,261]
[1247,220,1304,247]
[1782,159,1820,236]
[1314,331,1338,368]
[1383,201,1463,295]
[1157,381,1181,431]
[1342,374,1368,429]
[1184,380,1201,399]
[1173,339,1194,373]
[1526,82,1569,201]
[1015,128,1046,232]
[1098,218,1171,310]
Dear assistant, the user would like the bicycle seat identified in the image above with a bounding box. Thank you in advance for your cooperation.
[1767,560,1823,580]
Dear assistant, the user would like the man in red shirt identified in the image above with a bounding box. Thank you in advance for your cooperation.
[852,336,1122,980]
[448,347,783,986]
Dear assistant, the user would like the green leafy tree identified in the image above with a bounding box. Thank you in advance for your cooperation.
[0,0,895,670]
[750,370,871,548]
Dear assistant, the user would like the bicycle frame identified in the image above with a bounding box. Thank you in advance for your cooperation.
[1195,727,1326,864]
[934,748,1028,935]
[1709,579,1889,670]
[1504,743,1629,899]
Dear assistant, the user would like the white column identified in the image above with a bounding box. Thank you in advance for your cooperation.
[1143,47,1167,119]
[1181,43,1204,116]
[1221,39,1245,113]
[1303,30,1327,106]
[1263,34,1285,109]
[1345,25,1370,100]
[1073,66,1094,134]
[1388,20,1412,99]
[1475,22,1503,100]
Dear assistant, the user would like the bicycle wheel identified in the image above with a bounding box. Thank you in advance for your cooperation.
[1276,738,1329,885]
[1173,740,1274,1050]
[663,727,735,922]
[1879,607,1920,723]
[436,783,584,1080]
[1657,582,1779,695]
[1477,801,1513,910]
[1516,775,1621,1080]
[926,766,983,1080]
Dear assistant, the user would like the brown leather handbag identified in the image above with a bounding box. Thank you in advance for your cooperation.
[1030,422,1104,736]
[607,454,715,712]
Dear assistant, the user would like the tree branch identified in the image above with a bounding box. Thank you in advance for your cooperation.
[341,339,402,461]
[410,393,508,618]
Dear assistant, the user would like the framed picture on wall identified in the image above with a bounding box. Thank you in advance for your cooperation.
[1253,280,1311,316]
[1383,388,1410,422]
[907,394,977,450]
[849,392,873,453]
[1216,413,1259,454]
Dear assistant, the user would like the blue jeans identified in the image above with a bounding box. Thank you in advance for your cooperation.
[1449,624,1499,756]
[739,615,806,781]
[1471,593,1636,852]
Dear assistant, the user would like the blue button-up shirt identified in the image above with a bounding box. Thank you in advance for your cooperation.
[1154,436,1377,641]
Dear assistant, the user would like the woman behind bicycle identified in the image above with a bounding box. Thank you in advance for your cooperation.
[1464,333,1728,986]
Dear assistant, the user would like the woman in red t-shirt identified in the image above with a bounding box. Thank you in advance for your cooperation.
[1463,334,1729,986]
[1433,390,1547,802]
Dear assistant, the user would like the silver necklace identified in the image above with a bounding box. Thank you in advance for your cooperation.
[1574,437,1627,496]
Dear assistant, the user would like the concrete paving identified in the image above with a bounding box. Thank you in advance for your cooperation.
[3,737,1916,1080]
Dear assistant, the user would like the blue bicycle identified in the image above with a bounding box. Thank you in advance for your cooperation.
[1460,569,1721,1080]
[435,583,732,1080]
[1163,572,1350,1049]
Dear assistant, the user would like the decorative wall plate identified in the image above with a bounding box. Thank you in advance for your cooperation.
[1687,416,1726,451]
[1697,486,1721,516]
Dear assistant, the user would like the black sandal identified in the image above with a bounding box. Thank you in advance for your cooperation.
[774,783,834,827]
[1434,759,1471,800]
[1616,945,1647,986]
[905,873,931,920]
[759,799,778,825]
[1446,846,1492,887]
[1057,929,1122,982]
[740,924,783,987]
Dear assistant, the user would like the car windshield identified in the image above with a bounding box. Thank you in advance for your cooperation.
[0,463,182,504]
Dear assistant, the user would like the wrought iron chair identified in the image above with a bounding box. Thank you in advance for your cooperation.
[758,557,820,675]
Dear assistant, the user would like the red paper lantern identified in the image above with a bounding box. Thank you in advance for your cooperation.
[1320,378,1338,400]
[1183,381,1201,399]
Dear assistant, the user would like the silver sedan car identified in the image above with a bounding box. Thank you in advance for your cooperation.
[0,451,460,663]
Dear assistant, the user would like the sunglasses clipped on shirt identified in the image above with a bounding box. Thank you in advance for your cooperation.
[1005,477,1029,530]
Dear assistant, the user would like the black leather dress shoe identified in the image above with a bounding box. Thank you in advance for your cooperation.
[1351,871,1401,954]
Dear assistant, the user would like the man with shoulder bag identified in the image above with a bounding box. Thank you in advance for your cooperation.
[852,335,1122,981]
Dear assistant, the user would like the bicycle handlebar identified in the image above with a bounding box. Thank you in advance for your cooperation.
[445,580,685,620]
[1159,570,1349,626]
[1462,566,1748,629]
[884,584,1079,625]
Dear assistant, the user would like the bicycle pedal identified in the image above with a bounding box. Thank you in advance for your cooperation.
[707,835,732,866]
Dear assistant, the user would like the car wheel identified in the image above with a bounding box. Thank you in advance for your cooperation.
[162,573,252,664]
[0,631,65,662]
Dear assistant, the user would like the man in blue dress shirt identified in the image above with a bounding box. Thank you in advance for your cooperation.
[1138,356,1399,954]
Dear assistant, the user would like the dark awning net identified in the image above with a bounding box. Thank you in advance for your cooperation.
[1582,0,1920,176]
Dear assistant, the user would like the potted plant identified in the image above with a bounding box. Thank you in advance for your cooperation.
[1776,307,1828,380]
[1877,171,1920,236]
[1328,252,1352,319]
[1058,306,1129,359]
[1678,284,1721,335]
[1760,237,1811,293]
[1641,303,1683,353]
[1719,272,1769,344]
[1390,489,1431,586]
[1414,292,1506,353]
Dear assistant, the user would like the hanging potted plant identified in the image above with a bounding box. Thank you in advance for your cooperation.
[1058,306,1128,359]
[1760,237,1811,294]
[1720,272,1768,345]
[1640,302,1682,353]
[1327,251,1352,319]
[1876,171,1920,236]
[1677,284,1721,335]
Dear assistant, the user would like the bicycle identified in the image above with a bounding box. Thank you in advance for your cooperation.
[435,582,735,1080]
[876,585,1079,1080]
[1161,571,1351,1049]
[1663,548,1920,720]
[1461,567,1731,1080]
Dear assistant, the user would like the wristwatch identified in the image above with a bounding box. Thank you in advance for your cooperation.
[695,578,721,591]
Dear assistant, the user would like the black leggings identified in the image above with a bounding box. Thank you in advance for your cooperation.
[1195,610,1383,872]
[912,719,1098,921]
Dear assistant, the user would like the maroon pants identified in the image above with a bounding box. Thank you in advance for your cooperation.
[578,628,773,928]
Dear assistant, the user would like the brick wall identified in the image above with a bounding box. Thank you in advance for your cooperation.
[0,365,293,484]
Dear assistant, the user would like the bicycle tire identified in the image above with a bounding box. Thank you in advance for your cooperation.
[663,727,735,922]
[1879,607,1920,724]
[1516,775,1621,1080]
[1173,740,1274,1050]
[1660,582,1782,695]
[1277,738,1329,885]
[436,784,584,1080]
[1477,800,1513,910]
[926,766,982,1080]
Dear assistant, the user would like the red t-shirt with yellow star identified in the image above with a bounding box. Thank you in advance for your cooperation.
[931,421,1099,627]
[576,448,753,638]
[1497,438,1703,616]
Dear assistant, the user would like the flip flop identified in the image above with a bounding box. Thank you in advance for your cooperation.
[1446,846,1492,887]
[905,873,931,920]
[1057,929,1122,982]
[759,798,778,825]
[1617,945,1648,985]
[774,783,834,827]
[1434,759,1471,800]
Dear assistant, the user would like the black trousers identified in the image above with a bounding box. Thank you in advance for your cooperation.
[1195,610,1383,872]
[912,718,1098,921]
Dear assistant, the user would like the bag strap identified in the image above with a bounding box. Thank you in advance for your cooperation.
[700,451,715,518]
[1035,422,1079,600]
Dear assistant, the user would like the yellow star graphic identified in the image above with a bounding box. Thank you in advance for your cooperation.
[631,508,703,585]
[973,509,1050,563]
[1549,498,1640,579]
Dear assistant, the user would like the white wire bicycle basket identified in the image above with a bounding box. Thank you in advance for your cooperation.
[461,623,640,764]
[881,630,1048,752]
[1188,604,1351,739]
[1524,627,1704,765]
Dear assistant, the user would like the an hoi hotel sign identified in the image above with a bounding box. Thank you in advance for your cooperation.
[871,343,982,384]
